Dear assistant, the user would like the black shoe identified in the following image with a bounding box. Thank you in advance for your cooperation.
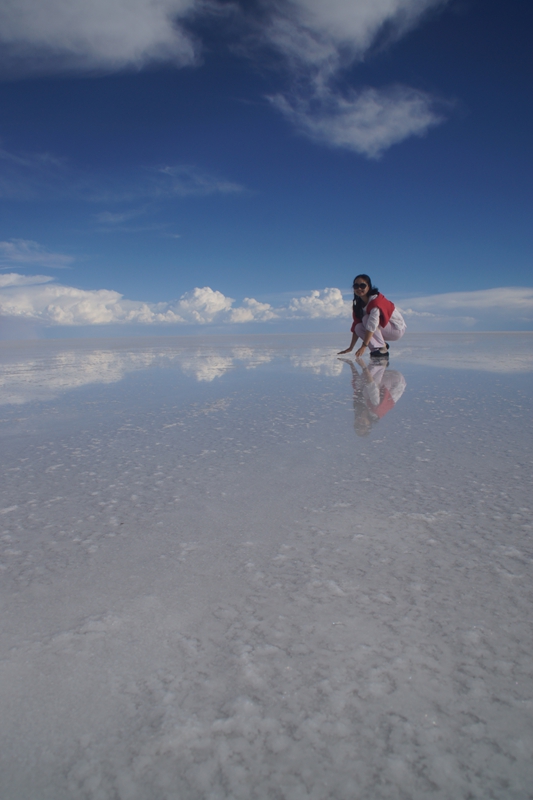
[370,347,389,359]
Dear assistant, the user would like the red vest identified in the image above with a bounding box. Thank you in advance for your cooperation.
[369,386,395,419]
[352,293,395,328]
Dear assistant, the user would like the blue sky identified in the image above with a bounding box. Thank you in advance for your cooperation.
[0,0,532,338]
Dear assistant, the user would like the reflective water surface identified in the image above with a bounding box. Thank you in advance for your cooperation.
[0,333,532,799]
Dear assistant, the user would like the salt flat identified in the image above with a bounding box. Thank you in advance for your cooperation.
[0,333,532,800]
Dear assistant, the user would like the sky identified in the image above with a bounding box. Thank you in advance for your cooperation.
[0,0,532,338]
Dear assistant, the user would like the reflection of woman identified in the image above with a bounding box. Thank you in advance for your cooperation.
[342,358,406,436]
[338,274,406,358]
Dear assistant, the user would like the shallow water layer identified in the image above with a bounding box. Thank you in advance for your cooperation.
[0,333,532,800]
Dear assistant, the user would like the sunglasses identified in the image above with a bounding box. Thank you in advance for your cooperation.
[353,282,368,290]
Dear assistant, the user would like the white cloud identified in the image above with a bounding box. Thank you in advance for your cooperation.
[401,287,533,313]
[0,0,201,75]
[261,0,449,156]
[94,210,144,225]
[0,272,54,288]
[264,0,445,65]
[0,275,276,327]
[288,288,349,318]
[4,274,529,333]
[229,298,277,323]
[0,1,450,158]
[0,141,246,204]
[174,286,233,323]
[0,239,74,269]
[158,165,245,197]
[270,85,443,158]
[0,144,74,200]
[397,287,533,330]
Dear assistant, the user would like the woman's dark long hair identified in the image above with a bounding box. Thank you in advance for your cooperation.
[352,274,379,320]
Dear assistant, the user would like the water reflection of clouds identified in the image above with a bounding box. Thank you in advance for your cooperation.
[180,349,276,382]
[178,355,236,382]
[0,344,282,404]
[0,349,162,405]
[1,334,531,406]
[290,349,343,376]
[395,336,533,373]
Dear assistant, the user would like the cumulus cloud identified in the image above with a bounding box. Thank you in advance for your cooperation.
[4,274,527,333]
[175,286,234,323]
[0,274,277,327]
[0,0,201,76]
[288,288,349,318]
[229,298,277,323]
[0,273,346,328]
[0,239,74,269]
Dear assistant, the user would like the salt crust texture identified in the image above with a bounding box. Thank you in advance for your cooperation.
[0,333,532,799]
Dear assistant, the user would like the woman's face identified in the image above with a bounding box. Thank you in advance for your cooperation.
[353,278,370,299]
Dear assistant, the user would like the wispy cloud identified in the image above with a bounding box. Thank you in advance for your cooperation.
[158,165,245,197]
[94,210,144,225]
[0,141,246,208]
[401,287,533,312]
[93,208,177,234]
[258,0,450,157]
[0,144,71,199]
[0,0,201,77]
[89,164,246,203]
[398,287,533,330]
[0,2,452,159]
[0,239,74,269]
[269,85,445,158]
[0,273,54,288]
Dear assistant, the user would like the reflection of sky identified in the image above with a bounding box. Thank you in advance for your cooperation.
[1,333,531,406]
[393,333,533,373]
[0,336,347,405]
[1,333,533,798]
[0,342,276,403]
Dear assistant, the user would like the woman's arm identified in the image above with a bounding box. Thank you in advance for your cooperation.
[337,332,358,354]
[354,328,373,357]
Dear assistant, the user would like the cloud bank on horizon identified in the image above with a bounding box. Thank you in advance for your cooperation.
[1,272,532,334]
[0,0,449,158]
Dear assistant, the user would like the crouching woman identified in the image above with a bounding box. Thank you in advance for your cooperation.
[338,274,406,358]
